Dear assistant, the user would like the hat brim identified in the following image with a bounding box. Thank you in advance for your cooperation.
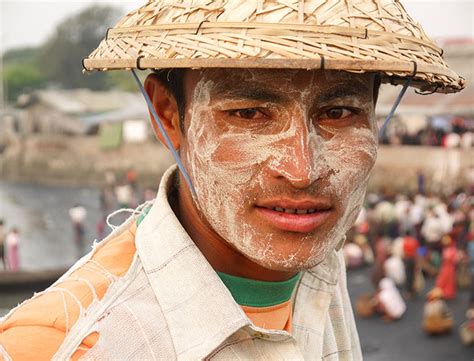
[84,56,463,94]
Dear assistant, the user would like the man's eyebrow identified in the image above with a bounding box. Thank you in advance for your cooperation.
[213,87,286,103]
[316,84,371,104]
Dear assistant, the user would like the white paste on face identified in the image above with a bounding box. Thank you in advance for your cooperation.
[182,69,378,271]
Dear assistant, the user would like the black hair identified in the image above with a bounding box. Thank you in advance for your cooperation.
[373,74,382,104]
[152,69,186,131]
[151,69,382,131]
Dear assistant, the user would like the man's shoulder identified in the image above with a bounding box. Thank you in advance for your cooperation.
[0,222,138,359]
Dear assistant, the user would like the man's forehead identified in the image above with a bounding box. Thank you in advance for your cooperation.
[186,68,373,100]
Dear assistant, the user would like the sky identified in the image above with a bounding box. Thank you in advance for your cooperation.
[0,0,473,54]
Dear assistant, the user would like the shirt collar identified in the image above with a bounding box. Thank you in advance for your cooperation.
[135,165,249,359]
[217,271,301,307]
[135,165,343,358]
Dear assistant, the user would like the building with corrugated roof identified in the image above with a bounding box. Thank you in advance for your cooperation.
[15,89,147,137]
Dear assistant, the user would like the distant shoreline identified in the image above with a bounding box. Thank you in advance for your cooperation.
[0,135,174,189]
[0,135,472,194]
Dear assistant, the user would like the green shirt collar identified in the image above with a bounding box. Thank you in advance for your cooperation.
[139,206,301,307]
[217,271,301,307]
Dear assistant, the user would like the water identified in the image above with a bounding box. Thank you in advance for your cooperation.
[0,180,103,270]
[0,180,108,314]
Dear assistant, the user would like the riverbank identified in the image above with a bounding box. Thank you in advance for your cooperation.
[0,135,174,188]
[0,135,473,192]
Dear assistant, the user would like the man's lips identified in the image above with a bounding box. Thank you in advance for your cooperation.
[255,198,333,233]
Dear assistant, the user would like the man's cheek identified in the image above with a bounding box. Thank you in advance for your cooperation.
[209,136,274,178]
[210,138,254,164]
[344,148,376,180]
[328,131,377,180]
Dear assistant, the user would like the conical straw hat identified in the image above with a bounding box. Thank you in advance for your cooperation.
[84,0,465,94]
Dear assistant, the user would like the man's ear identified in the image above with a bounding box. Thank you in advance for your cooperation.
[144,73,182,150]
[373,74,382,105]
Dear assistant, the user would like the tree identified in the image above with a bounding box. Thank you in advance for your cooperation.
[3,47,40,65]
[3,63,46,102]
[38,5,122,90]
[2,47,46,102]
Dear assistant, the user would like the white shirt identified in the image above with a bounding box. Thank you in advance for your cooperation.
[6,166,362,360]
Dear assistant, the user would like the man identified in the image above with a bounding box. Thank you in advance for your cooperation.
[68,204,87,258]
[0,1,464,360]
[5,227,20,272]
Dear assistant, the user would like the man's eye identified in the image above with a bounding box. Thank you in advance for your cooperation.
[324,107,353,120]
[229,108,266,120]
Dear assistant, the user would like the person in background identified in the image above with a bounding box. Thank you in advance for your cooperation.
[435,235,459,300]
[95,216,107,241]
[126,167,138,191]
[398,204,413,239]
[403,232,420,298]
[417,169,426,196]
[418,245,438,278]
[468,233,474,308]
[5,227,20,272]
[384,243,406,287]
[459,231,474,346]
[343,240,364,269]
[104,171,116,186]
[374,277,406,321]
[459,308,474,346]
[421,208,445,250]
[0,219,6,270]
[371,236,389,288]
[68,204,87,258]
[354,233,374,266]
[422,287,453,336]
[410,194,426,241]
[99,184,116,218]
[115,179,133,210]
[366,194,381,246]
[375,198,398,238]
[126,167,142,207]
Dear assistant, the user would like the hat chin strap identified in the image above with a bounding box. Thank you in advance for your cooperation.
[379,77,412,137]
[131,69,197,197]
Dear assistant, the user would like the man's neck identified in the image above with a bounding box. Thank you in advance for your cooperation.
[172,179,297,282]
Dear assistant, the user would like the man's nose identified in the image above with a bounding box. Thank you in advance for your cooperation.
[268,122,328,189]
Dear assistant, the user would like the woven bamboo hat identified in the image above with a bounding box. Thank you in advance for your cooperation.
[84,0,465,94]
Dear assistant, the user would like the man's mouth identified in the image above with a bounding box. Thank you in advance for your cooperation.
[267,207,319,214]
[255,198,333,233]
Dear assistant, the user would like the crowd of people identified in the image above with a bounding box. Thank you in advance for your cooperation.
[68,168,158,258]
[96,168,157,235]
[344,187,474,346]
[380,116,473,147]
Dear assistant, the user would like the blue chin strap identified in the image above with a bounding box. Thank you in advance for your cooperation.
[379,62,417,138]
[131,69,197,197]
[379,76,413,138]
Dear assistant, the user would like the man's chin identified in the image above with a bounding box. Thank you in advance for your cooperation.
[244,248,329,273]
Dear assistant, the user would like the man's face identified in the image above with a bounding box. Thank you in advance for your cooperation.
[180,69,377,272]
